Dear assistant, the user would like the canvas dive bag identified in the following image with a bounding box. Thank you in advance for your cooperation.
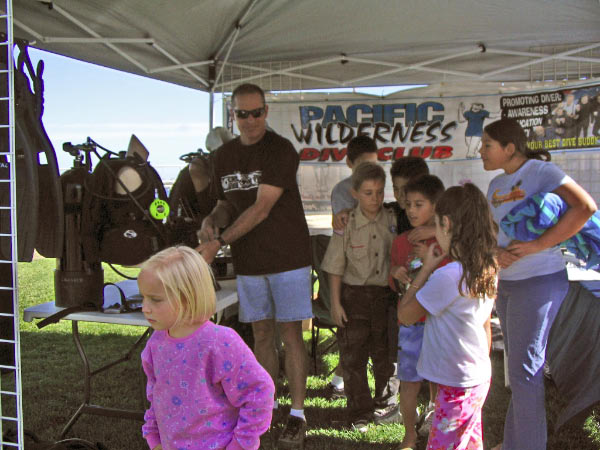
[81,153,169,266]
[54,164,104,310]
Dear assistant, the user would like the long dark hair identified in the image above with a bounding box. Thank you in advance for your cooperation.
[435,183,498,298]
[484,118,551,162]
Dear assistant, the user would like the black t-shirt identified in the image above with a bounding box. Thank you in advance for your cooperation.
[384,201,412,235]
[211,131,311,275]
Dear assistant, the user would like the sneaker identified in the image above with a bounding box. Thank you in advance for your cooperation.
[325,383,345,400]
[374,404,403,425]
[278,415,307,449]
[270,406,283,427]
[351,418,369,433]
[418,404,435,437]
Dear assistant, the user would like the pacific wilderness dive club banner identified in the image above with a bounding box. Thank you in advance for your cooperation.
[251,83,600,164]
[225,84,599,212]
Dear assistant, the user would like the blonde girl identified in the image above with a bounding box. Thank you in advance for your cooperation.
[139,246,274,450]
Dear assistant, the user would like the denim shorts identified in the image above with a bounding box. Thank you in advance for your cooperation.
[236,265,313,323]
[397,323,425,382]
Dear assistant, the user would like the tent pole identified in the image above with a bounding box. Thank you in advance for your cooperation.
[208,62,216,131]
[483,42,600,78]
[209,91,214,131]
[213,0,259,60]
[486,47,600,65]
[215,62,340,90]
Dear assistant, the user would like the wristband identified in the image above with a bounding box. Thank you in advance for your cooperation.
[406,282,420,291]
[217,235,227,247]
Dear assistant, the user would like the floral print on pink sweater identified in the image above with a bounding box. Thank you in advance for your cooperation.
[141,321,274,450]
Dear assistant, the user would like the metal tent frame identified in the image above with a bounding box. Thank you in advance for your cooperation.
[6,1,600,128]
[0,1,24,448]
[1,2,600,446]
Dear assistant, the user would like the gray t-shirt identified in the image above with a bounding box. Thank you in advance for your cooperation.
[331,176,357,214]
[487,159,572,280]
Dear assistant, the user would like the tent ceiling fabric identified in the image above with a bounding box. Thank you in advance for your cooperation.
[11,0,600,92]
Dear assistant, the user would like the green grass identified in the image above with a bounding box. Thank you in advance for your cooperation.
[2,258,600,449]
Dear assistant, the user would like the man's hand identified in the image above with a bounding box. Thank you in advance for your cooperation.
[330,301,348,328]
[332,209,351,231]
[390,265,411,285]
[199,215,218,242]
[196,239,220,264]
[496,246,521,269]
[407,225,436,244]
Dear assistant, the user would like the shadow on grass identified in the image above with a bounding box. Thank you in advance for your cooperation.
[10,324,600,450]
[310,334,600,450]
[545,380,600,450]
[14,328,148,449]
[481,353,599,450]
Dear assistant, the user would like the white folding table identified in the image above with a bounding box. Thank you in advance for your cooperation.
[23,278,238,438]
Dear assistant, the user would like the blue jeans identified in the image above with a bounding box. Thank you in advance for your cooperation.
[496,269,568,450]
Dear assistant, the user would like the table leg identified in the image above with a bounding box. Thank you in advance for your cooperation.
[60,321,150,438]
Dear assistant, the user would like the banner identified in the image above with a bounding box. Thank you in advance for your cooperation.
[501,87,600,151]
[225,84,600,212]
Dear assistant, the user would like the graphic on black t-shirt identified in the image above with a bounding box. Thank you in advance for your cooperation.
[211,131,311,275]
[221,170,262,193]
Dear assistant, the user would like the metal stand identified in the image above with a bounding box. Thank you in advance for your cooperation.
[310,318,338,377]
[60,321,150,438]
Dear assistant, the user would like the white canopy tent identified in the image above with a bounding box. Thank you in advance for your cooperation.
[10,0,600,97]
[2,1,600,447]
[5,0,600,255]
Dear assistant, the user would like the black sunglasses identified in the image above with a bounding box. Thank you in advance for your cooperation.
[234,107,265,119]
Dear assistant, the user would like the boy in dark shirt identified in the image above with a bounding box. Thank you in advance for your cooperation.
[385,156,430,235]
[373,157,433,425]
[331,135,378,229]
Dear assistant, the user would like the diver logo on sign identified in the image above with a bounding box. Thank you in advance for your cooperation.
[221,170,262,192]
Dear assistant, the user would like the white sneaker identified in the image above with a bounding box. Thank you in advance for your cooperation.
[418,404,435,437]
[374,405,403,425]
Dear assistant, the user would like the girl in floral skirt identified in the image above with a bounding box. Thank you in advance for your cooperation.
[397,184,498,449]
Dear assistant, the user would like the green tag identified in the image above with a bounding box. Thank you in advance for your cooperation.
[149,199,170,220]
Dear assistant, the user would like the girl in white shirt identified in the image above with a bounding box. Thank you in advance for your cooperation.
[398,183,498,450]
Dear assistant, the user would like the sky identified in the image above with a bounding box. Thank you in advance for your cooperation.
[25,48,416,182]
[27,48,221,181]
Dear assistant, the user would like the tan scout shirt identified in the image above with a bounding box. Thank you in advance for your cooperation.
[321,205,396,286]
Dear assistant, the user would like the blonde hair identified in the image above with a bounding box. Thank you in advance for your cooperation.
[351,162,386,191]
[140,246,216,325]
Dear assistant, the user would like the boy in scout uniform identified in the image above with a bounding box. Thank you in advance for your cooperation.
[321,162,397,432]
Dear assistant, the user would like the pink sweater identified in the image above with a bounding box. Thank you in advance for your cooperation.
[141,321,274,450]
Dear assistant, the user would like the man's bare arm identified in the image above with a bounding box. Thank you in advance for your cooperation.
[199,200,235,242]
[220,183,283,244]
[197,184,284,263]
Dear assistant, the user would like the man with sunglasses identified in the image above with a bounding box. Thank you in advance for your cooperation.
[198,83,311,449]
